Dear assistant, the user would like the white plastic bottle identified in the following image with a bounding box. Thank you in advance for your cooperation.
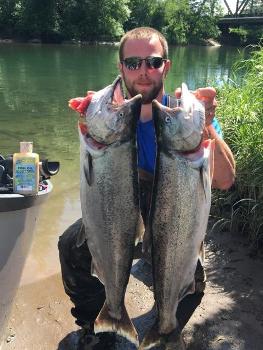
[13,142,39,195]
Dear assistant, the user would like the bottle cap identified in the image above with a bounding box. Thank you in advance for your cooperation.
[20,141,33,153]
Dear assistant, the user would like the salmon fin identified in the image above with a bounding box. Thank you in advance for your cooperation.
[179,280,196,302]
[142,223,151,254]
[90,260,104,285]
[140,323,186,350]
[199,241,205,265]
[94,302,139,347]
[135,213,145,245]
[200,164,208,201]
[139,322,161,350]
[90,260,98,278]
[164,330,186,350]
[202,138,215,182]
[200,140,214,201]
[209,139,215,181]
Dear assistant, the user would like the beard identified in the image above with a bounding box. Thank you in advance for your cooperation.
[123,76,163,104]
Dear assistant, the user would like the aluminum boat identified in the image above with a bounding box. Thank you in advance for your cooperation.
[0,181,52,347]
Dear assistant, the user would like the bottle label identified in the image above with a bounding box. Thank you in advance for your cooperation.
[15,158,37,192]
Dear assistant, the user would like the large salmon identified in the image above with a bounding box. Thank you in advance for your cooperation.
[140,84,213,350]
[79,76,142,346]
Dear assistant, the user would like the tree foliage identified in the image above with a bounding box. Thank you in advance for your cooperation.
[0,0,130,41]
[163,0,191,44]
[0,0,17,37]
[56,0,130,41]
[125,0,222,45]
[124,0,165,31]
[15,0,57,41]
[0,0,256,45]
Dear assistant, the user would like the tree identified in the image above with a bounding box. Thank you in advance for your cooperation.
[1,0,253,44]
[150,2,166,32]
[188,0,222,42]
[0,0,17,37]
[15,0,57,40]
[163,0,191,44]
[56,0,98,40]
[97,0,130,39]
[124,0,164,31]
[56,0,130,41]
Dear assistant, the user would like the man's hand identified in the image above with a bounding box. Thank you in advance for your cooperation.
[194,87,217,125]
[175,86,217,126]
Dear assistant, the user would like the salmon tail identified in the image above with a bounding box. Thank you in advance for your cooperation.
[138,322,161,350]
[94,302,139,347]
[139,323,186,350]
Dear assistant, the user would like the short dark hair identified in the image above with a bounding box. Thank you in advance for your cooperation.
[119,27,168,61]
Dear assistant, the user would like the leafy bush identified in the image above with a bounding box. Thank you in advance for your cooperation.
[213,45,263,252]
[229,27,248,45]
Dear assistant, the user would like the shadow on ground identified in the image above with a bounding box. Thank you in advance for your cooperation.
[185,229,263,350]
[58,228,263,349]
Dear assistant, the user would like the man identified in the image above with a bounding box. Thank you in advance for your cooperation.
[58,27,235,349]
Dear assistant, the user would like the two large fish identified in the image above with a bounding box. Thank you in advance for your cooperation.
[70,77,213,349]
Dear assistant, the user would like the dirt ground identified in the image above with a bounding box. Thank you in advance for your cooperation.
[1,228,263,350]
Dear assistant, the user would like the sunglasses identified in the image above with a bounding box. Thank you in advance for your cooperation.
[121,56,167,70]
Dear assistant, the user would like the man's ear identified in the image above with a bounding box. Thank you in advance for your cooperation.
[118,62,123,75]
[164,59,171,78]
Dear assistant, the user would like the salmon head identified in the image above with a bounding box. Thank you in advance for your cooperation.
[152,83,205,152]
[85,76,142,145]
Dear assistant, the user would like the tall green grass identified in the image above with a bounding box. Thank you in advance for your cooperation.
[212,45,263,252]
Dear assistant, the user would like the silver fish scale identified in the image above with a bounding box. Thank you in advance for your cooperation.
[151,151,211,335]
[80,139,140,320]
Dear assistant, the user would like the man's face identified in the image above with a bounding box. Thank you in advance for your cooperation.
[119,37,171,104]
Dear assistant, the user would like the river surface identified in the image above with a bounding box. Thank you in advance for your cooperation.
[0,43,249,284]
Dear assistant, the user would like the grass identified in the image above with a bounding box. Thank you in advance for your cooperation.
[211,44,263,252]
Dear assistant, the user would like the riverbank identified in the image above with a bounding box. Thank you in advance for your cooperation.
[0,38,120,46]
[2,227,263,350]
[0,37,250,47]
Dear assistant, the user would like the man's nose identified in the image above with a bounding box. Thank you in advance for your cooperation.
[139,60,148,74]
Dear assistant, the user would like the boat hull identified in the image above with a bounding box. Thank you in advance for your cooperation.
[0,182,52,347]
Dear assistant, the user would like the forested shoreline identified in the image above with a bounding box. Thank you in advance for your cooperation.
[0,0,262,46]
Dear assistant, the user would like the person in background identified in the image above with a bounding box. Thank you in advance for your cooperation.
[58,27,235,350]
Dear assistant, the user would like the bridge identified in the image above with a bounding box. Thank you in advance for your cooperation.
[219,0,263,26]
[219,16,263,25]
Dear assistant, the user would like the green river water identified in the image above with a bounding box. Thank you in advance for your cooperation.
[0,43,248,283]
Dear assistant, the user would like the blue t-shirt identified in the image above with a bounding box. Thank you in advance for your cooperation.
[136,94,222,174]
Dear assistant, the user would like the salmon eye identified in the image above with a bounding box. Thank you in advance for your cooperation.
[165,116,171,123]
[119,112,124,118]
